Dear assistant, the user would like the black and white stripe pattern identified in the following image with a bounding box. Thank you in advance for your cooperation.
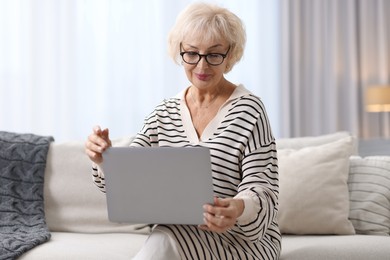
[348,156,390,235]
[93,87,281,259]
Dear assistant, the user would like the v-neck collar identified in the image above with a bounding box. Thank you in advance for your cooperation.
[175,84,251,144]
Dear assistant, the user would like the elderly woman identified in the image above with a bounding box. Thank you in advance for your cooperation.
[85,2,281,259]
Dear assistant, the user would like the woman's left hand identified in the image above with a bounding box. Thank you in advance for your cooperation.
[199,197,244,233]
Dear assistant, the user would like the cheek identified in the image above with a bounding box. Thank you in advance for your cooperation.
[183,66,194,81]
[183,65,192,75]
[213,67,226,78]
[182,64,226,81]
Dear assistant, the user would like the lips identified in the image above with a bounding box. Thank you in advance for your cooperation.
[195,73,210,81]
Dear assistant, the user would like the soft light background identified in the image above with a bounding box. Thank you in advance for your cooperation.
[280,0,390,139]
[1,0,389,142]
[0,0,280,142]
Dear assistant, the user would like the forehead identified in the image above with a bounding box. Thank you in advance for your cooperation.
[182,31,228,49]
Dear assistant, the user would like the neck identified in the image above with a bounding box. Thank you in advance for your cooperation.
[190,86,221,109]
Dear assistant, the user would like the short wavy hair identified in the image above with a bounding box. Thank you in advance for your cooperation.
[168,2,246,73]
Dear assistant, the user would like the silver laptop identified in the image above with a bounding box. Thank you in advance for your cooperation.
[102,146,214,225]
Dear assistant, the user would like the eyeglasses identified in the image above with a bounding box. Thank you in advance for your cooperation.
[180,45,230,66]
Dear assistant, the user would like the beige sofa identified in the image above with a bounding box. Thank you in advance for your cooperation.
[20,132,390,259]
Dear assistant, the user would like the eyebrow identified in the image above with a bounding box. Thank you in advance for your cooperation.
[183,43,224,51]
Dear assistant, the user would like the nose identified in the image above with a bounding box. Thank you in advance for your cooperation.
[196,56,209,68]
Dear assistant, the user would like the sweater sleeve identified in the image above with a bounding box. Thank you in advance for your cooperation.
[228,107,279,243]
[91,163,106,193]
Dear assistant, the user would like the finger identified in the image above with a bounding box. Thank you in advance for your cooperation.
[85,148,101,160]
[204,202,232,219]
[92,127,111,148]
[89,132,109,149]
[215,198,241,219]
[101,128,112,147]
[87,140,106,153]
[85,148,103,164]
[204,212,231,228]
[102,128,109,139]
[85,126,108,165]
[198,224,210,231]
[93,125,102,135]
[214,197,230,207]
[203,213,233,233]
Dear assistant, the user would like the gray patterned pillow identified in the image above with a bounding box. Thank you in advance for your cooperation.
[348,156,390,236]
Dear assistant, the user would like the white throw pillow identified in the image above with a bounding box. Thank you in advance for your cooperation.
[348,156,390,236]
[277,136,356,235]
[276,131,358,155]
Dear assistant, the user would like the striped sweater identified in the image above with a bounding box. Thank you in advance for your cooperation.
[92,85,281,259]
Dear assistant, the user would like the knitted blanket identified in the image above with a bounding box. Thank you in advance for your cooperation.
[0,131,53,260]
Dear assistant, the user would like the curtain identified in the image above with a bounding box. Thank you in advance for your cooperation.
[0,0,280,142]
[280,0,390,139]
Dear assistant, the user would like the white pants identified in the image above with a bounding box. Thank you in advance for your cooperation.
[132,229,181,260]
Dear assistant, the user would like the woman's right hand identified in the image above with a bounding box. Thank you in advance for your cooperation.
[85,126,112,165]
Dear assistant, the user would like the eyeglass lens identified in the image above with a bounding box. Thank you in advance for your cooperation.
[182,53,224,65]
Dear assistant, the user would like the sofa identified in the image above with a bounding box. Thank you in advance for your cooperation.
[18,132,390,259]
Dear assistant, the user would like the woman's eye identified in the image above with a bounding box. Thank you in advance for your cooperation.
[187,52,199,57]
[208,54,220,59]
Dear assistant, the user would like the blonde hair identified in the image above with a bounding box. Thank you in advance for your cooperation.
[168,2,246,73]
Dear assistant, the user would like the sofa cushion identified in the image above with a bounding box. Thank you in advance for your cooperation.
[19,232,148,260]
[348,156,390,236]
[280,235,390,260]
[277,136,355,235]
[276,131,358,154]
[44,136,150,233]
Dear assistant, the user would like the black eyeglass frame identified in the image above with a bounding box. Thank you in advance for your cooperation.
[179,44,230,66]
